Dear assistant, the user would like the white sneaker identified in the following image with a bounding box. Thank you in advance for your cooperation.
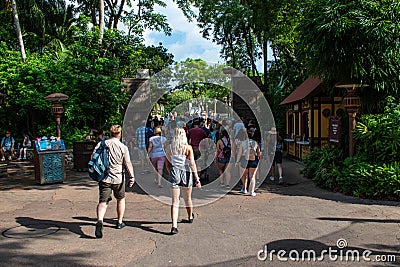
[1,157,4,161]
[269,176,274,181]
[250,192,256,197]
[278,177,283,184]
[240,188,247,194]
[8,156,12,160]
[17,157,21,160]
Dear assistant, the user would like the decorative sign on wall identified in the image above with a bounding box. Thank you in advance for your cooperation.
[329,117,341,143]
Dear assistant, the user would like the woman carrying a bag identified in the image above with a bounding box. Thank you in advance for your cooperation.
[235,129,261,196]
[216,129,233,188]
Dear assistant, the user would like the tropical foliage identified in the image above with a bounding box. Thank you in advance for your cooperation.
[0,0,174,146]
[297,0,400,95]
[302,100,400,200]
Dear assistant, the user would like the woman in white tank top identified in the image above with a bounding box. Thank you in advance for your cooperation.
[165,127,201,235]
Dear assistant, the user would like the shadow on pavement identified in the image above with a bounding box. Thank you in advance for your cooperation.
[318,217,400,224]
[73,216,172,236]
[257,158,400,207]
[0,240,94,267]
[10,216,94,239]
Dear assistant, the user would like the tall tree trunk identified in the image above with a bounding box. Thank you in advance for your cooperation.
[113,0,126,29]
[99,0,105,44]
[263,37,268,92]
[11,0,26,63]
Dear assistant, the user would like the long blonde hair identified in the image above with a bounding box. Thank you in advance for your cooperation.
[171,128,188,155]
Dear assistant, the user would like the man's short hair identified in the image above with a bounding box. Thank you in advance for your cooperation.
[110,125,122,137]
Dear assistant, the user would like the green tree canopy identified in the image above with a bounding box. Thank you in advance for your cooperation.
[297,0,400,94]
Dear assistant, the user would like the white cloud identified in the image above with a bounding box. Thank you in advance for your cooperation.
[143,0,224,65]
[142,0,265,72]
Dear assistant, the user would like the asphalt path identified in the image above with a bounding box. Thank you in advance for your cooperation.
[0,159,399,266]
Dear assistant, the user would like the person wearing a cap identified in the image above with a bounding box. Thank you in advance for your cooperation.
[1,131,15,161]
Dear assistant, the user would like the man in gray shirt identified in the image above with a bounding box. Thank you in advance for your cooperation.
[95,125,135,238]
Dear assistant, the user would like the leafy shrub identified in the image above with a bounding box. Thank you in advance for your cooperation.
[302,145,343,190]
[354,98,400,163]
[302,99,400,200]
[339,159,400,200]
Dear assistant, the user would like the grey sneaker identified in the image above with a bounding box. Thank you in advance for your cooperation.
[269,176,274,181]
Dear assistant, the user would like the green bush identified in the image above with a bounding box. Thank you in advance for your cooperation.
[339,159,400,200]
[302,145,343,190]
[302,100,400,200]
[354,98,400,163]
[303,147,400,200]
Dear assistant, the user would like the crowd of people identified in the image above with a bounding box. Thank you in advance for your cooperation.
[94,115,285,237]
[128,112,284,190]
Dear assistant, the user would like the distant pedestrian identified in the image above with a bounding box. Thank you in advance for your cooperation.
[216,129,233,188]
[235,129,261,196]
[94,125,136,239]
[234,129,247,193]
[267,127,284,184]
[147,127,167,187]
[135,120,154,174]
[233,118,246,137]
[165,127,201,235]
[187,119,207,160]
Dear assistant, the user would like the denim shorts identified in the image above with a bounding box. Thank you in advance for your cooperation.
[240,156,259,169]
[217,157,232,164]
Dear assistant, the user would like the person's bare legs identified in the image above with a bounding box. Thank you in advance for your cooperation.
[224,163,232,186]
[248,168,256,195]
[171,188,180,228]
[269,162,276,181]
[156,169,163,186]
[97,202,108,222]
[277,163,283,183]
[181,187,193,219]
[218,163,225,184]
[116,198,125,224]
[241,168,249,192]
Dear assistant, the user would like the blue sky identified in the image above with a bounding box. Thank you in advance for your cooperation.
[143,0,224,65]
[143,0,265,71]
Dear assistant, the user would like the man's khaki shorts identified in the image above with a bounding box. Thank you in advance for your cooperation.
[98,180,125,203]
